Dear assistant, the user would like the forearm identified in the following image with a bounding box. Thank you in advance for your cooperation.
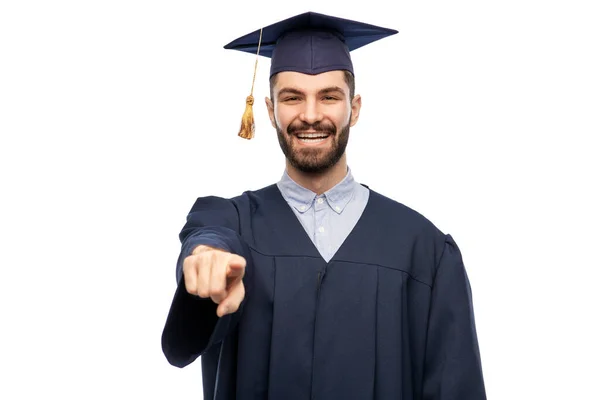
[163,225,252,368]
[161,276,220,368]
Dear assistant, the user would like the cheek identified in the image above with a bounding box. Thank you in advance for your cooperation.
[274,106,295,129]
[344,102,353,120]
[328,105,352,126]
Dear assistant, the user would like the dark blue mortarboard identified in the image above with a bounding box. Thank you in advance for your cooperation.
[224,11,398,78]
[226,11,398,140]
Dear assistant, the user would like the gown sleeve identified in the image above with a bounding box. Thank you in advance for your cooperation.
[422,234,487,399]
[161,195,253,368]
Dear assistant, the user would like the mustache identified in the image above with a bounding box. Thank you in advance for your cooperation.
[287,121,336,136]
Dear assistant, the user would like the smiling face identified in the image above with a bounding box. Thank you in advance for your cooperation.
[266,70,361,174]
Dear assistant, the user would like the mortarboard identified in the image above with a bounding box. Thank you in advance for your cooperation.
[223,11,398,139]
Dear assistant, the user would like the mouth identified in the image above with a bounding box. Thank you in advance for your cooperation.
[294,131,331,144]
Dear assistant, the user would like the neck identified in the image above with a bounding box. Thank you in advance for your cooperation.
[286,154,348,195]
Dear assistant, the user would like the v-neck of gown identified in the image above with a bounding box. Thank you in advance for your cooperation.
[256,184,374,264]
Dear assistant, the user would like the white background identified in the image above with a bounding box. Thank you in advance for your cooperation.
[1,0,599,398]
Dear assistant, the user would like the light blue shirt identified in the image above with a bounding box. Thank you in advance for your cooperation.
[276,168,370,262]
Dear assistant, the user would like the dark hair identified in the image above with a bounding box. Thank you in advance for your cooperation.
[269,70,355,100]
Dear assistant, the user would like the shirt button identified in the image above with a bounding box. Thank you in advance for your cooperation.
[318,226,325,233]
[317,198,324,204]
[335,206,341,212]
[299,205,306,211]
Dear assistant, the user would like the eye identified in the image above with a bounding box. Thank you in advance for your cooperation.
[282,96,301,102]
[322,96,339,102]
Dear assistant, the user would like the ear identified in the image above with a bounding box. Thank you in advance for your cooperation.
[349,94,362,127]
[265,96,276,128]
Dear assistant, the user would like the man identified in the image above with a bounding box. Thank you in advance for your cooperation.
[162,11,487,400]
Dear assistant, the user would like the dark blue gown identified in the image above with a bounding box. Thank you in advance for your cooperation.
[162,184,487,399]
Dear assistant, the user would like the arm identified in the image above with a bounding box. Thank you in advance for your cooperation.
[422,234,487,399]
[161,195,252,368]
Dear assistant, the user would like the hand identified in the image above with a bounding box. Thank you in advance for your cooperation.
[183,245,247,317]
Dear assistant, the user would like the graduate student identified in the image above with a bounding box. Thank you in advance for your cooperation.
[162,11,487,400]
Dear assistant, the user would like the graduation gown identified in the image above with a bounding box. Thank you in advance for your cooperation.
[161,184,486,399]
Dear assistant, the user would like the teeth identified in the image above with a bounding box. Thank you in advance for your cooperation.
[297,133,329,139]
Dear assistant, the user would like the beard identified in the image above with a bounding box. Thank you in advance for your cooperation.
[276,118,350,174]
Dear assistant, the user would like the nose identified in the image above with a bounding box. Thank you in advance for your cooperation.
[299,98,323,125]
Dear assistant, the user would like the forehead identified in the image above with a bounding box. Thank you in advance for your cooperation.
[273,70,348,94]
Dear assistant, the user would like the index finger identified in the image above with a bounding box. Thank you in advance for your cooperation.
[226,254,246,278]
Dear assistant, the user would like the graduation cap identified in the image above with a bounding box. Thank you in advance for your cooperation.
[224,11,398,139]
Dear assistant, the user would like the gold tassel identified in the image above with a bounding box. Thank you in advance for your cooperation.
[238,28,263,140]
[238,95,255,139]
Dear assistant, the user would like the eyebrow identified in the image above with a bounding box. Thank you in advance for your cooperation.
[277,86,346,97]
[319,86,346,96]
[278,87,304,97]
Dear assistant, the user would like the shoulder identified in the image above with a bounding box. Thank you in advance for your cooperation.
[187,184,278,219]
[231,184,279,212]
[367,188,445,239]
[365,187,453,285]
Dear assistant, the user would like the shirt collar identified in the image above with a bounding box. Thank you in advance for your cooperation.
[276,167,357,214]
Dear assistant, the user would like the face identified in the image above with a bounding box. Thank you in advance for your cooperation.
[266,70,361,174]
